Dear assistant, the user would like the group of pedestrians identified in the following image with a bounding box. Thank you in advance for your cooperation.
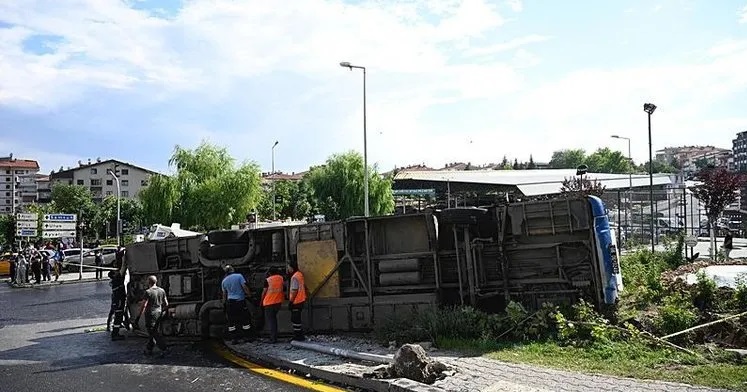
[9,242,65,285]
[221,261,307,345]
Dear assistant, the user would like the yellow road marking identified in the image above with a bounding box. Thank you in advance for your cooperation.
[212,343,347,392]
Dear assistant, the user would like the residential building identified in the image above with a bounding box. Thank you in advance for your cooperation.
[36,175,52,203]
[0,154,40,215]
[655,146,730,166]
[680,149,733,176]
[733,131,747,172]
[49,159,158,202]
[261,171,305,185]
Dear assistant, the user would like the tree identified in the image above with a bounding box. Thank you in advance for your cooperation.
[527,155,537,169]
[512,158,521,170]
[257,179,312,221]
[639,160,677,174]
[692,167,742,258]
[559,176,606,197]
[51,184,98,228]
[495,155,513,170]
[585,147,632,173]
[0,214,14,247]
[549,149,586,169]
[305,151,394,220]
[139,141,263,230]
[96,196,144,235]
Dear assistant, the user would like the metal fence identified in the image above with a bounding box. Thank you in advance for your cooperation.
[599,188,732,248]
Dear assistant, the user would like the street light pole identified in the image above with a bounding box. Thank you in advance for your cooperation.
[107,169,121,246]
[272,141,279,221]
[644,103,657,253]
[339,61,369,217]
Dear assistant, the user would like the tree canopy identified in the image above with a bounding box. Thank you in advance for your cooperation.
[638,160,677,174]
[257,179,312,221]
[549,148,634,173]
[305,151,394,220]
[139,142,263,230]
[559,176,606,198]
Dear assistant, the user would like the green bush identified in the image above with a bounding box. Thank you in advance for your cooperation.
[555,300,622,346]
[734,273,747,311]
[692,271,717,311]
[654,293,698,337]
[621,250,668,305]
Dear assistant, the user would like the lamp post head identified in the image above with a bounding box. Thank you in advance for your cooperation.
[643,103,657,114]
[273,141,279,148]
[339,61,351,68]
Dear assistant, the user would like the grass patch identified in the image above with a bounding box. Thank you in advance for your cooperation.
[438,339,747,392]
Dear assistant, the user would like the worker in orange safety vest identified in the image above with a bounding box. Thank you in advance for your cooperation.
[287,261,306,342]
[261,267,284,343]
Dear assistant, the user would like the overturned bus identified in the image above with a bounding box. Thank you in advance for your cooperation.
[124,195,622,339]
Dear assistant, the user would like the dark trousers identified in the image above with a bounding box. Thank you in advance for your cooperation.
[42,262,50,281]
[226,300,252,340]
[145,313,167,352]
[291,302,305,341]
[9,263,15,284]
[95,264,103,280]
[31,263,41,283]
[264,304,281,343]
[110,296,130,336]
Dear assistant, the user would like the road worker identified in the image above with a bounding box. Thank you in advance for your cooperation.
[287,261,306,342]
[221,265,253,344]
[261,267,284,343]
[108,270,130,339]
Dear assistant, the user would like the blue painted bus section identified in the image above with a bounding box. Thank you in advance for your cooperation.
[589,196,623,304]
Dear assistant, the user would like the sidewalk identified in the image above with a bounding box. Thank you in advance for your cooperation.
[4,270,106,288]
[226,335,731,392]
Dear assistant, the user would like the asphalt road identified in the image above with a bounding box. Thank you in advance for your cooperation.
[0,281,308,392]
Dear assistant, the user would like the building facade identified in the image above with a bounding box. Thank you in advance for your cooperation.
[50,159,158,202]
[655,146,730,166]
[0,154,40,215]
[733,131,747,172]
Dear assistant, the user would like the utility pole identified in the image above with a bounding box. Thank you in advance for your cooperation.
[644,103,657,253]
[272,141,279,221]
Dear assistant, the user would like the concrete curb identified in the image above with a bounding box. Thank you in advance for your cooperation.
[7,277,101,289]
[223,342,446,392]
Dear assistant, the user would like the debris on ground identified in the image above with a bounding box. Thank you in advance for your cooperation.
[387,343,450,384]
[661,259,747,285]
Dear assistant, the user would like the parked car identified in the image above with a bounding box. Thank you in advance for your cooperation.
[61,248,91,272]
[0,253,14,277]
[64,246,117,272]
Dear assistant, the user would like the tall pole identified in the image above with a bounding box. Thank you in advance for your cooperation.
[339,62,369,217]
[109,170,121,246]
[11,175,16,215]
[363,67,369,217]
[272,141,278,221]
[648,111,655,253]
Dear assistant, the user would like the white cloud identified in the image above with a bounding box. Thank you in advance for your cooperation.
[506,0,523,12]
[740,5,747,23]
[463,34,551,57]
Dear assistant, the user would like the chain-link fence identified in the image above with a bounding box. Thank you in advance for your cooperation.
[599,188,732,249]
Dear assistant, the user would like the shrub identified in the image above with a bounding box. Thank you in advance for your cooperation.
[734,273,747,311]
[692,271,718,311]
[621,250,668,305]
[555,300,621,346]
[654,293,698,337]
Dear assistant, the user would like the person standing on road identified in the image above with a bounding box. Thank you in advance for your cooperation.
[30,255,42,284]
[221,265,253,344]
[9,254,16,285]
[15,253,27,284]
[261,267,284,344]
[724,232,734,260]
[287,261,307,342]
[108,270,130,340]
[41,254,51,281]
[135,275,169,356]
[94,250,103,280]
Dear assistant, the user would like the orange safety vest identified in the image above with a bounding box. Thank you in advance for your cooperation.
[291,271,306,304]
[263,275,284,306]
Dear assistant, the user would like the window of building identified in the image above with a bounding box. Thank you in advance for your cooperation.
[4,192,8,197]
[4,177,9,182]
[121,191,129,197]
[77,179,84,185]
[106,179,113,186]
[91,179,102,186]
[5,200,9,204]
[91,168,98,174]
[106,191,113,196]
[4,170,9,174]
[4,185,9,189]
[121,169,129,175]
[121,180,129,187]
[141,180,148,186]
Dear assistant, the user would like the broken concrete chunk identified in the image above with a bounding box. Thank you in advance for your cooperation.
[388,343,450,384]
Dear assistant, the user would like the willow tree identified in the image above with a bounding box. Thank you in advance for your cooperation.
[305,151,394,220]
[139,142,263,230]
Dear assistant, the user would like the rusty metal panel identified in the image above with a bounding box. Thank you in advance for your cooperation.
[297,239,340,299]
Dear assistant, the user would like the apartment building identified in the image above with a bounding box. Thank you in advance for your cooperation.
[733,131,747,172]
[0,154,40,215]
[36,174,52,203]
[50,159,158,202]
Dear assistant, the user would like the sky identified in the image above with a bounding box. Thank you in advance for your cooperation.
[1,0,747,175]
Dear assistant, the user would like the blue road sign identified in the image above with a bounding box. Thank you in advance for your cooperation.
[43,214,78,222]
[16,228,37,237]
